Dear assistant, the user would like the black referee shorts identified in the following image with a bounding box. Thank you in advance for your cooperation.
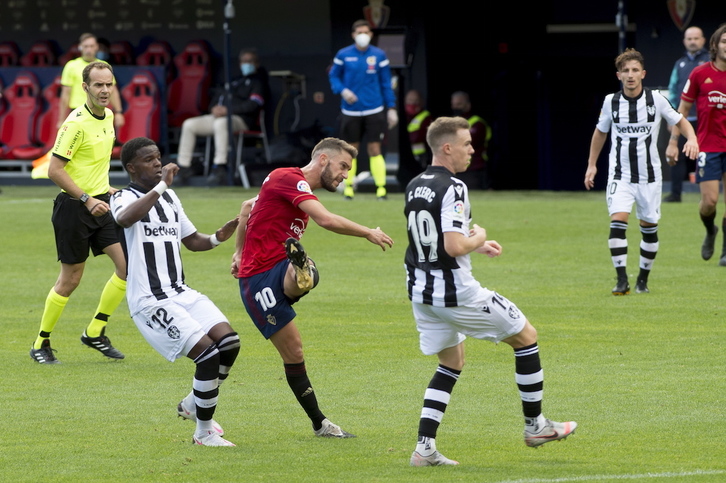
[339,111,387,145]
[51,192,119,264]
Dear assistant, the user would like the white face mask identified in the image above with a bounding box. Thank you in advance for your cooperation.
[355,33,371,49]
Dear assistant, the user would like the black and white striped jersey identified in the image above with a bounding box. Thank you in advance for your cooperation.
[596,87,682,183]
[110,184,197,316]
[404,166,481,307]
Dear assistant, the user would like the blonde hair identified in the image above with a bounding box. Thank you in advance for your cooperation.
[426,116,470,152]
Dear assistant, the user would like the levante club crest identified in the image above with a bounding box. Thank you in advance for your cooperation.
[667,0,696,31]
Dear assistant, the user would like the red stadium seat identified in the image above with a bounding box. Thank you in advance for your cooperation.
[112,70,161,159]
[58,43,80,66]
[109,40,135,65]
[0,41,21,67]
[167,40,212,128]
[20,40,57,67]
[33,75,63,151]
[0,77,7,118]
[0,71,44,159]
[136,40,174,83]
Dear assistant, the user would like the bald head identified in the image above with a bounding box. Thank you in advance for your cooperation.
[684,26,705,54]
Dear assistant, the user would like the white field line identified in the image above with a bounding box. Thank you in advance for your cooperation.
[496,469,726,483]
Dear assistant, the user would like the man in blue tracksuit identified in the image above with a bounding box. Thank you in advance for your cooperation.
[664,26,708,202]
[329,19,398,200]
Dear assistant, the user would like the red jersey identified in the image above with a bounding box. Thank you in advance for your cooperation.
[237,167,318,278]
[681,61,726,152]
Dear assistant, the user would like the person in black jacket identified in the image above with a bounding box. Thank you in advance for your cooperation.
[176,48,269,185]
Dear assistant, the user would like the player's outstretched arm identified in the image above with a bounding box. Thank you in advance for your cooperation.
[183,217,239,252]
[300,199,394,251]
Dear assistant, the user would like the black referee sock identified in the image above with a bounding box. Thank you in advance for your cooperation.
[284,361,325,429]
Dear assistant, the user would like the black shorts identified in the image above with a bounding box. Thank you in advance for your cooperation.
[339,110,387,145]
[51,192,119,264]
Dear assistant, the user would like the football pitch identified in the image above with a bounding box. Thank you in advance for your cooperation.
[1,185,724,482]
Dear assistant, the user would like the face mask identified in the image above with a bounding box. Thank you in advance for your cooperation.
[405,105,419,117]
[96,51,109,61]
[240,63,255,76]
[355,33,371,49]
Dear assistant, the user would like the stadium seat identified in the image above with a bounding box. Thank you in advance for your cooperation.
[0,71,44,159]
[19,40,58,67]
[0,78,6,119]
[33,75,63,151]
[0,41,21,67]
[112,70,161,159]
[167,40,212,128]
[109,40,135,65]
[136,40,174,83]
[58,43,79,66]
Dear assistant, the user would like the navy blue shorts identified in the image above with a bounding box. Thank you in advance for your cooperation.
[696,152,726,182]
[239,259,299,339]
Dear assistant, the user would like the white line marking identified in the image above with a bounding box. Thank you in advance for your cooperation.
[496,469,726,483]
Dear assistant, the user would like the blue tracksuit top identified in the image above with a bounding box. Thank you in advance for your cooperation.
[329,43,396,116]
[667,47,709,120]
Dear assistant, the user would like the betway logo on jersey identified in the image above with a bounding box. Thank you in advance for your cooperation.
[615,125,652,135]
[707,90,726,107]
[144,224,178,237]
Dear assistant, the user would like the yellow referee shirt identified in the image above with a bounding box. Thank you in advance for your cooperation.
[53,104,115,196]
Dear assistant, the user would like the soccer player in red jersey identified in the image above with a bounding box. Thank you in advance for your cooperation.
[669,23,726,265]
[231,137,393,437]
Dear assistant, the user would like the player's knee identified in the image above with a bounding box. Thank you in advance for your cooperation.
[194,343,220,380]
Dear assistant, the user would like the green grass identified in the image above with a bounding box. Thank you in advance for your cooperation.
[1,185,724,482]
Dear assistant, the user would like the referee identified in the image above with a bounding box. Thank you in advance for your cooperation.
[30,62,126,364]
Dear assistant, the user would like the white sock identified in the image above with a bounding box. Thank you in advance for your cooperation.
[183,390,195,411]
[415,436,436,456]
[195,419,213,435]
[525,414,547,432]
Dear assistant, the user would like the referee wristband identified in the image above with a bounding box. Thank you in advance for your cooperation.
[209,233,221,247]
[152,181,168,196]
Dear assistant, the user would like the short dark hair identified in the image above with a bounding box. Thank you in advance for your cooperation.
[311,137,357,160]
[82,61,113,85]
[614,48,644,71]
[352,19,370,32]
[710,23,726,62]
[120,137,156,172]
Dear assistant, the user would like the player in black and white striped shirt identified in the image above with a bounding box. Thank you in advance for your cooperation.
[585,48,698,295]
[111,137,240,447]
[405,117,576,467]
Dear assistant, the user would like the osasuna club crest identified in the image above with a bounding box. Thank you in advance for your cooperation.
[667,0,696,32]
